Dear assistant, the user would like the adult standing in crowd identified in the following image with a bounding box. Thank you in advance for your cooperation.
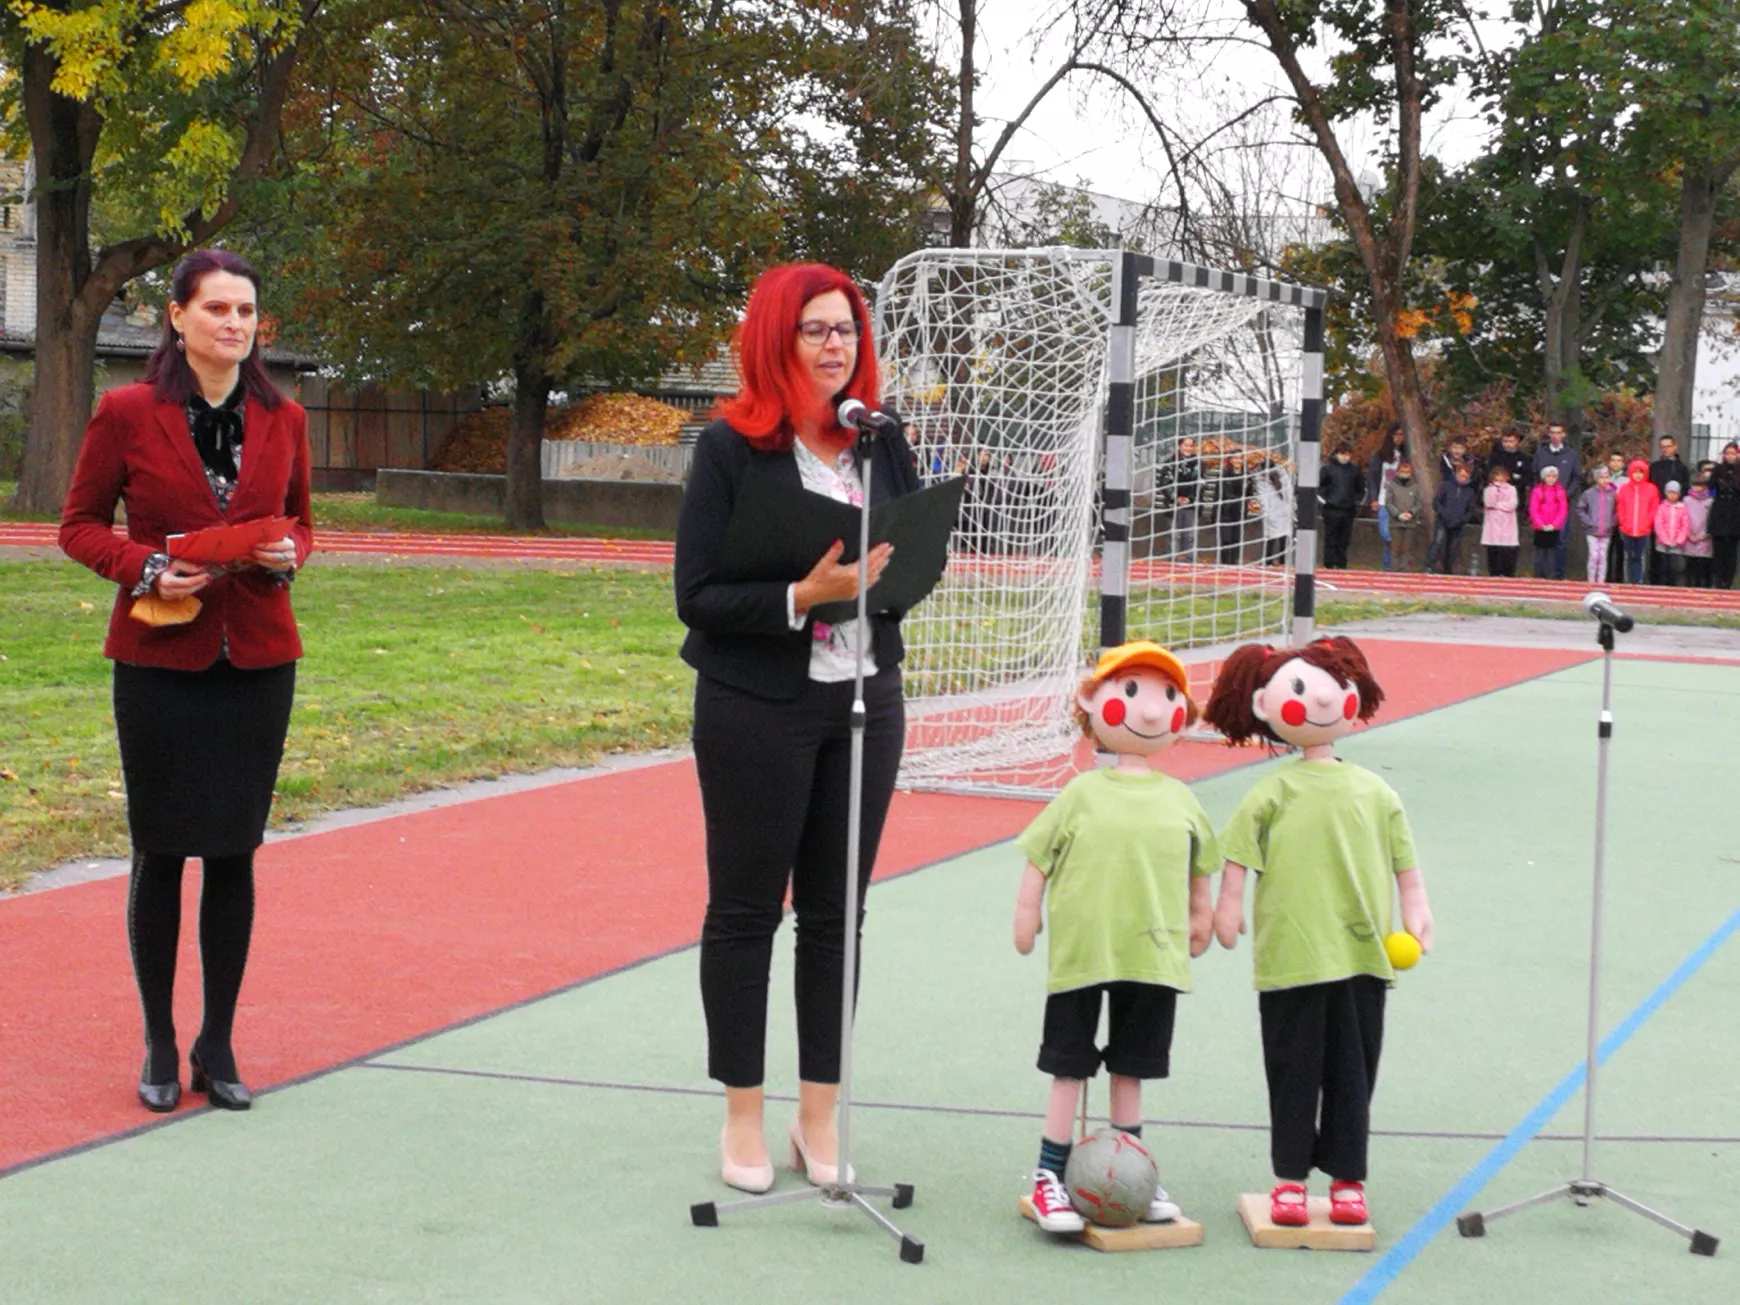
[1648,435,1691,583]
[674,262,919,1195]
[1156,435,1203,562]
[1255,459,1293,566]
[1490,429,1533,508]
[1532,422,1581,580]
[1212,449,1253,565]
[59,249,312,1114]
[1318,443,1365,569]
[1710,442,1740,589]
[1367,425,1405,569]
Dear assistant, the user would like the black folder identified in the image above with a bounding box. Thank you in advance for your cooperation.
[717,473,965,624]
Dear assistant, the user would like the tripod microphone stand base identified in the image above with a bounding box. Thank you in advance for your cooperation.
[1457,616,1717,1260]
[1457,1180,1717,1256]
[691,1179,923,1264]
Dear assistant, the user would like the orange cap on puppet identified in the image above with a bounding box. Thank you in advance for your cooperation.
[1087,640,1192,695]
[1076,641,1199,739]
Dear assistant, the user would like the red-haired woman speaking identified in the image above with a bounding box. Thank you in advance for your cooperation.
[674,263,919,1194]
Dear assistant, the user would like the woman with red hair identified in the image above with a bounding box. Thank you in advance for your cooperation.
[674,263,919,1194]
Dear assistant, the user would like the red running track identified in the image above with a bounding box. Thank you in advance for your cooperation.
[8,522,1735,611]
[0,639,1590,1179]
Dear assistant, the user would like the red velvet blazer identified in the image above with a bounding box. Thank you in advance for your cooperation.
[59,382,315,670]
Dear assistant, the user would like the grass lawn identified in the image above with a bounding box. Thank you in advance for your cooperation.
[5,548,1736,887]
[306,491,674,539]
[0,560,690,889]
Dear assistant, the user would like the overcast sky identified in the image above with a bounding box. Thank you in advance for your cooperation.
[965,2,1505,208]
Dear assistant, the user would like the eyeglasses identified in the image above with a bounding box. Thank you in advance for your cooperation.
[796,319,861,344]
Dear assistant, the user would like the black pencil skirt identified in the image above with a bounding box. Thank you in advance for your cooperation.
[112,659,297,858]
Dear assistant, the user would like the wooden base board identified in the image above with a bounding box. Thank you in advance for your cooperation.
[1018,1194,1205,1251]
[1236,1192,1376,1251]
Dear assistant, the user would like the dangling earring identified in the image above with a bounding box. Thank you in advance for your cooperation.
[175,334,185,353]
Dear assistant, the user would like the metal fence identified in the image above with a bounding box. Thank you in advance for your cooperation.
[296,377,483,483]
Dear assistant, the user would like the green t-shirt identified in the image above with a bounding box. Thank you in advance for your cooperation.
[1017,768,1220,994]
[1217,759,1418,991]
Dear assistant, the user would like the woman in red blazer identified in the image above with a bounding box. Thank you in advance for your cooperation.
[60,249,313,1114]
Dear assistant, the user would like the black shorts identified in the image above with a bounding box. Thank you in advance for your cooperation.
[1037,982,1178,1080]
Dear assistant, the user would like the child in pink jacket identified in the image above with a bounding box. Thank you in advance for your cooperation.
[1684,474,1715,587]
[1528,466,1569,579]
[1481,465,1519,576]
[1654,481,1690,585]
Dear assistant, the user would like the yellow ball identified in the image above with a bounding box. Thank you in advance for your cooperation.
[1385,931,1422,971]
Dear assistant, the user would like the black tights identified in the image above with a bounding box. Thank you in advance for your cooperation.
[128,851,256,1084]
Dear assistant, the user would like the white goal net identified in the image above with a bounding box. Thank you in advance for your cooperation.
[875,247,1313,796]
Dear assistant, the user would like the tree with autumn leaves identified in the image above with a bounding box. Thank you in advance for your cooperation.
[254,0,947,528]
[3,0,324,515]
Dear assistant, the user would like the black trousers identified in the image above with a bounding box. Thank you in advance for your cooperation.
[1714,537,1739,590]
[1322,510,1354,569]
[694,668,904,1088]
[1259,976,1386,1182]
[1485,544,1518,577]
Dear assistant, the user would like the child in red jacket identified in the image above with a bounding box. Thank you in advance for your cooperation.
[1616,459,1660,585]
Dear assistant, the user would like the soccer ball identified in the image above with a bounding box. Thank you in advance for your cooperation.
[1064,1128,1159,1227]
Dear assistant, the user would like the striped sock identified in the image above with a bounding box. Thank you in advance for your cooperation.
[1038,1136,1072,1178]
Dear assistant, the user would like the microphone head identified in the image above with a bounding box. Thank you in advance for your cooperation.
[1582,591,1610,615]
[836,397,867,425]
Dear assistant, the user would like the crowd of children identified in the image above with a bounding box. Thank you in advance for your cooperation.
[1343,424,1740,588]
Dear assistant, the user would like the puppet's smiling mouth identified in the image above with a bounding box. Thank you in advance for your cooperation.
[1122,725,1170,739]
[1298,712,1343,728]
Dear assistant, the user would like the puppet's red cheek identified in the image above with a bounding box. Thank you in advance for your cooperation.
[1344,693,1359,720]
[1102,698,1126,727]
[1171,707,1186,734]
[1280,699,1308,728]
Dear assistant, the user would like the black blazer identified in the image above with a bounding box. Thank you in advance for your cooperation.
[675,418,921,701]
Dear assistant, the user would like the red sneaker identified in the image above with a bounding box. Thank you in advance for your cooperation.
[1330,1179,1368,1226]
[1270,1181,1310,1227]
[1030,1170,1085,1234]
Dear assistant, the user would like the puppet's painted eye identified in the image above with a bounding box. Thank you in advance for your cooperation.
[1165,685,1177,701]
[1291,676,1306,695]
[1124,680,1139,698]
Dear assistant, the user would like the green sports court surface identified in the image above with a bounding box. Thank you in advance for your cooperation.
[1,645,1736,1303]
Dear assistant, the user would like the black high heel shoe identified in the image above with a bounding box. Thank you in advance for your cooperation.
[189,1046,252,1111]
[137,1055,180,1114]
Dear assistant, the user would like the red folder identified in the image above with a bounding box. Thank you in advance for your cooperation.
[166,516,296,565]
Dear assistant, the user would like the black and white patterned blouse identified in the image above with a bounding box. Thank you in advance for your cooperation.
[132,385,291,597]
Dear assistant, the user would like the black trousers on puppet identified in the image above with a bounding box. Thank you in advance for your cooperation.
[128,852,256,1084]
[694,668,904,1088]
[1259,976,1386,1182]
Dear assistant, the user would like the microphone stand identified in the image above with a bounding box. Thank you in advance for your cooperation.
[690,418,924,1264]
[1457,613,1717,1256]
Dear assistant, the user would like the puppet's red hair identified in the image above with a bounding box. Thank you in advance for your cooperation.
[1202,637,1385,745]
[718,263,880,452]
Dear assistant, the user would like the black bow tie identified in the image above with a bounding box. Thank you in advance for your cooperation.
[189,387,245,478]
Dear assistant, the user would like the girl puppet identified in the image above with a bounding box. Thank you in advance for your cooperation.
[1014,641,1219,1234]
[1203,637,1434,1230]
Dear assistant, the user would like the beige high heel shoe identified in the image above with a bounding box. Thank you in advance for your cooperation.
[788,1118,855,1186]
[720,1125,774,1194]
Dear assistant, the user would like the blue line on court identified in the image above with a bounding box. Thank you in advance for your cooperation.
[1340,904,1740,1305]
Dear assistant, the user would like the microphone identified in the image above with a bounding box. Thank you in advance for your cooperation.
[1582,591,1634,632]
[836,398,900,433]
